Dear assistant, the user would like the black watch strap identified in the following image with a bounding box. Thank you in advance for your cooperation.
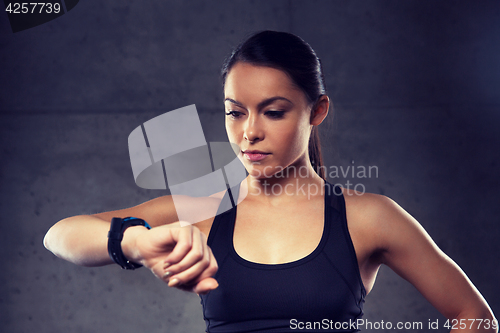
[107,217,151,270]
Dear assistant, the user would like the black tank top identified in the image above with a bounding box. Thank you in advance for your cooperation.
[200,181,366,332]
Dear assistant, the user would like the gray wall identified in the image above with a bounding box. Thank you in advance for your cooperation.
[1,1,499,332]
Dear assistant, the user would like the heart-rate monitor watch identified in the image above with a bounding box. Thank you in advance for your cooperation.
[107,217,151,270]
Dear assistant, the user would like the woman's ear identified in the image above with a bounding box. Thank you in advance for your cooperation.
[310,95,330,126]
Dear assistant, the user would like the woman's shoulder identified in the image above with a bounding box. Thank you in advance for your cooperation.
[341,187,396,216]
[341,187,429,253]
[340,188,387,241]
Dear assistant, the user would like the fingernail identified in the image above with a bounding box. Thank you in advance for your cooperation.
[168,278,180,287]
[164,262,170,269]
[163,271,171,279]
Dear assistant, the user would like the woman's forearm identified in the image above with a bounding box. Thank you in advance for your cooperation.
[43,215,114,267]
[44,216,220,294]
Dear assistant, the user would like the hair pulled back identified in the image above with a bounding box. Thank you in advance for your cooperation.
[221,30,328,179]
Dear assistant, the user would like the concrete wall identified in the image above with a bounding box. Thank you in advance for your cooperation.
[1,1,499,332]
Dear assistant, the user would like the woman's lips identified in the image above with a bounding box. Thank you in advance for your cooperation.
[242,151,270,162]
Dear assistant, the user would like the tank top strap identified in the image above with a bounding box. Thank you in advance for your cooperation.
[323,180,367,301]
[324,180,344,213]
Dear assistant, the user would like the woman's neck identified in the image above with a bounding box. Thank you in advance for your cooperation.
[243,160,325,205]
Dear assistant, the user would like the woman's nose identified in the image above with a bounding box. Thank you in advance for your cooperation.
[243,114,263,143]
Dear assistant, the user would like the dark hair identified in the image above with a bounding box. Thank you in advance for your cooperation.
[221,30,328,179]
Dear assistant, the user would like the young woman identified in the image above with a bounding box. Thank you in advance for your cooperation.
[44,31,497,332]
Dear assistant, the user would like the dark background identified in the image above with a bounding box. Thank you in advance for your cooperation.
[1,1,499,332]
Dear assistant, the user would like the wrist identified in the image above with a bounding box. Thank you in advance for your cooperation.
[107,217,151,269]
[121,225,150,265]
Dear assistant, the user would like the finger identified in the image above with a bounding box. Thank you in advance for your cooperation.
[167,237,214,286]
[164,227,206,276]
[193,277,219,295]
[168,277,218,295]
[150,260,174,281]
[163,249,218,294]
[171,271,219,292]
[163,225,194,265]
[195,277,219,294]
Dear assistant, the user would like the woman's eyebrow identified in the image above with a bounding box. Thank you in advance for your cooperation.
[224,98,245,108]
[224,96,294,110]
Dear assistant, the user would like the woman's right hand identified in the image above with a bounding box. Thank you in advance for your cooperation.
[122,222,218,295]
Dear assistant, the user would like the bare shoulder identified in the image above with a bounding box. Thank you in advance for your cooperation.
[341,188,426,255]
[340,188,393,234]
[341,187,395,220]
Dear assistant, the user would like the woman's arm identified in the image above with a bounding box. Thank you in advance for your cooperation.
[43,195,178,266]
[43,195,219,294]
[362,194,497,332]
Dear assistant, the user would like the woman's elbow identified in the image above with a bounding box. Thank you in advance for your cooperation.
[43,222,63,257]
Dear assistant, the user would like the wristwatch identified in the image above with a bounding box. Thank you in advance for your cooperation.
[107,217,151,270]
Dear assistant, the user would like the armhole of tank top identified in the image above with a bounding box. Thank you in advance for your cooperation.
[206,215,220,247]
[206,185,238,247]
[337,187,368,299]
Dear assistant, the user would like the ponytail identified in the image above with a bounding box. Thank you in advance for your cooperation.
[308,126,326,180]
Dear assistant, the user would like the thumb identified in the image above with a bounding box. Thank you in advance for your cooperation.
[193,277,219,295]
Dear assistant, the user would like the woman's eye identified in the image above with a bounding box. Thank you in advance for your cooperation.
[225,111,243,119]
[265,111,285,119]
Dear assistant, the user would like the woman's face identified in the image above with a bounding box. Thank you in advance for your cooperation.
[224,62,314,179]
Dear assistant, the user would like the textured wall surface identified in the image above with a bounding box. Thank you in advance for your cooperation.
[1,1,499,332]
